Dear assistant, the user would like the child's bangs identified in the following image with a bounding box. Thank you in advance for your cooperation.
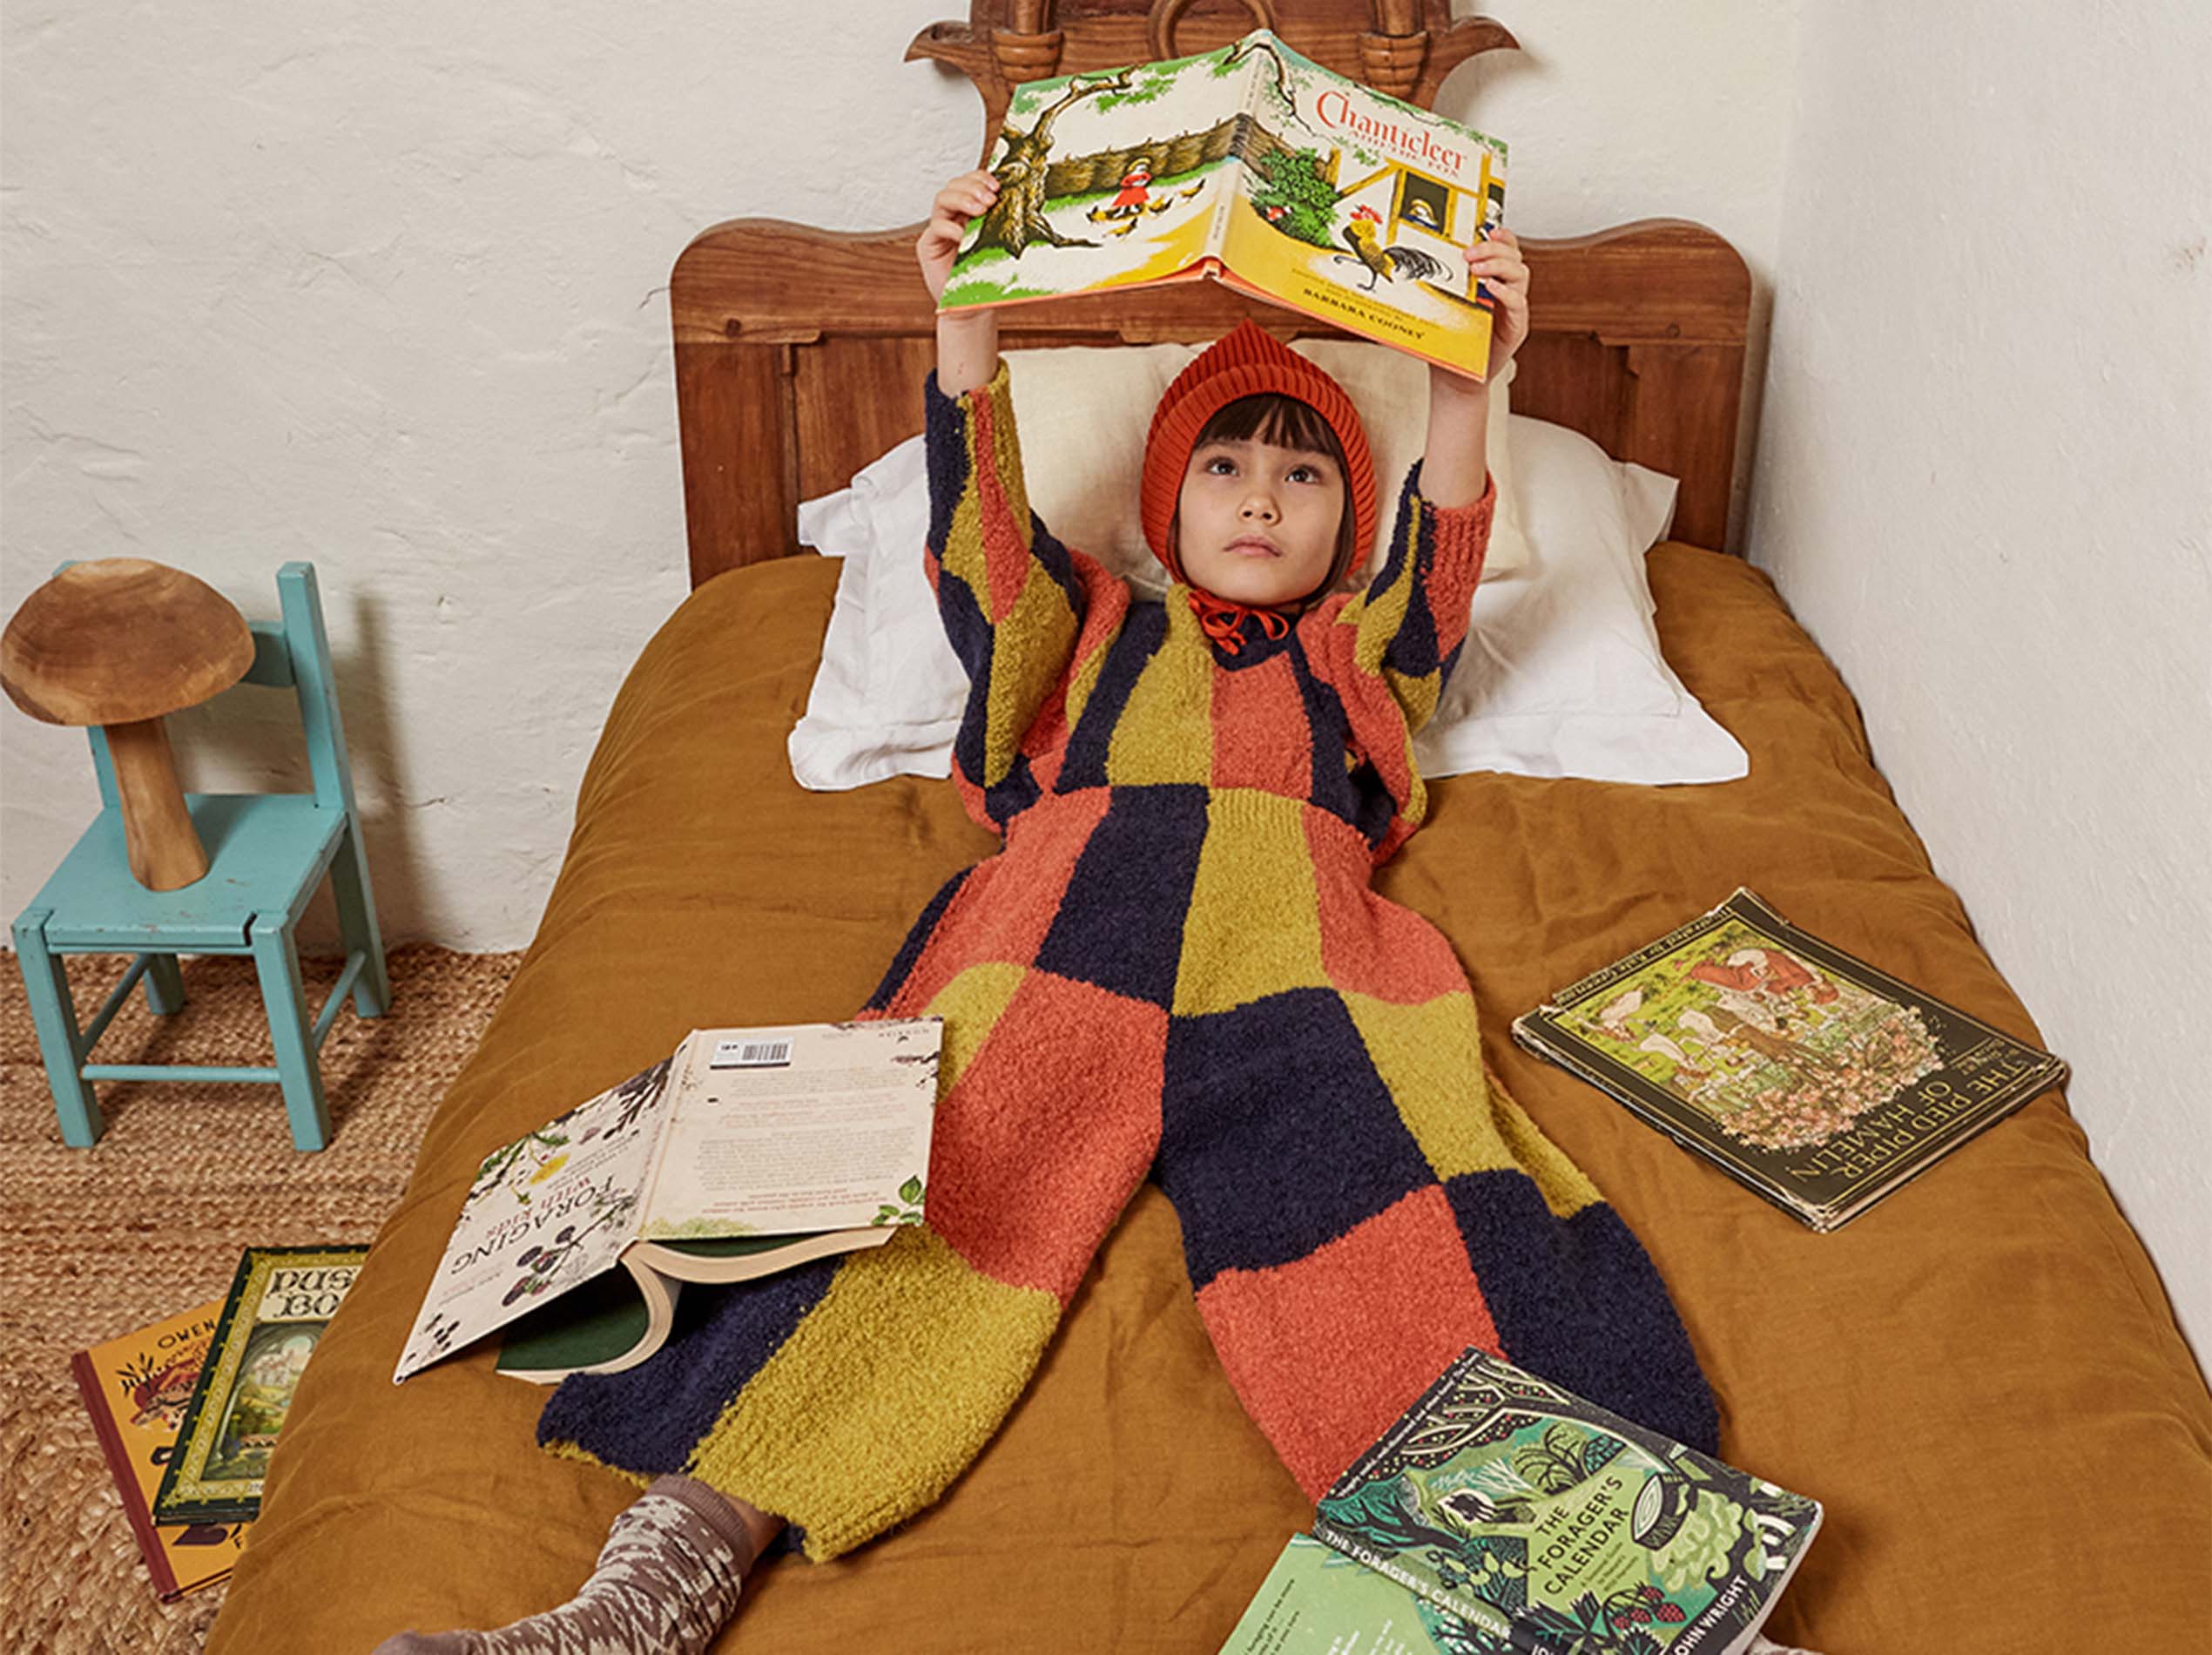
[1197,394,1343,466]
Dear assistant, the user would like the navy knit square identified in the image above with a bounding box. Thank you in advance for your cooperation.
[1032,783,1208,1008]
[1157,987,1434,1289]
[1444,1171,1718,1454]
[537,1256,841,1473]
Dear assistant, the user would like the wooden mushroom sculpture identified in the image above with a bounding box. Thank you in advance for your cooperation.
[3,558,255,891]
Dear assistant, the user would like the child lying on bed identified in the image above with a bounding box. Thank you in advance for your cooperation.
[378,169,1720,1655]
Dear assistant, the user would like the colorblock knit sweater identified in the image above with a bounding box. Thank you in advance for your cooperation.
[536,361,1717,1564]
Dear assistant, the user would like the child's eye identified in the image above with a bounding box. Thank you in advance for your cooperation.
[1288,464,1321,483]
[1204,456,1237,476]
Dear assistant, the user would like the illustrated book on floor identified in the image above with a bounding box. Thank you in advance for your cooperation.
[151,1246,368,1525]
[71,1298,252,1598]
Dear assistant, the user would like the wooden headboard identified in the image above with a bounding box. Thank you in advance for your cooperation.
[670,0,1751,588]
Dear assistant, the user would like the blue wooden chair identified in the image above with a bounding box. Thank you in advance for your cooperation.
[11,562,390,1151]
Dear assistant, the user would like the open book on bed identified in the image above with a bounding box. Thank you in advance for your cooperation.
[393,1018,942,1383]
[941,27,1509,379]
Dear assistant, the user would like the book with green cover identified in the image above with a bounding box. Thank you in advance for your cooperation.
[491,1230,894,1382]
[1219,1533,1496,1654]
[1510,888,2067,1231]
[1311,1348,1821,1655]
[151,1246,368,1525]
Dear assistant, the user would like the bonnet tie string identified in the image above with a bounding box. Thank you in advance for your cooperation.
[1188,589,1291,656]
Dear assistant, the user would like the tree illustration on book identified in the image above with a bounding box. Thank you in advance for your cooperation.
[968,70,1136,258]
[1245,145,1339,246]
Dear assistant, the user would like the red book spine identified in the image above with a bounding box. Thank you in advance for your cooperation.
[70,1348,183,1601]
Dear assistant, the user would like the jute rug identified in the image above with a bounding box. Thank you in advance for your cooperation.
[0,946,520,1655]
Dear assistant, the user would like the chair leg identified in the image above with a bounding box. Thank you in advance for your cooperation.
[330,823,391,1018]
[11,911,102,1147]
[144,953,187,1016]
[250,915,332,1152]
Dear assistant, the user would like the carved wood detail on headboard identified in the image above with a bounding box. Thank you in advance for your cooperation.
[907,0,1514,140]
[669,2,1751,587]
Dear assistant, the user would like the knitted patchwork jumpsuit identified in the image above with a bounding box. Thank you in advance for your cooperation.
[539,334,1717,1563]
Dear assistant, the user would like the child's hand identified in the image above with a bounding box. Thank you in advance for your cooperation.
[917,170,1001,304]
[1449,226,1530,384]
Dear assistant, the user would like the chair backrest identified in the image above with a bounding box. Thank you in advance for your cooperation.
[81,561,361,818]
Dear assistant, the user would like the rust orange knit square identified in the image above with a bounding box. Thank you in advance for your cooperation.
[1305,810,1474,1004]
[927,967,1168,1304]
[1192,1184,1501,1497]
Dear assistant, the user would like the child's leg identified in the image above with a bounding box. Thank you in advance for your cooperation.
[538,958,1171,1563]
[1154,976,1716,1500]
[371,1476,778,1655]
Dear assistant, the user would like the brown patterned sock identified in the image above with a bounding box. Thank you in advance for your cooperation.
[371,1476,758,1655]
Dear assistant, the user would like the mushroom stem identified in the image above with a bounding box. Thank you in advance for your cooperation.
[104,716,208,890]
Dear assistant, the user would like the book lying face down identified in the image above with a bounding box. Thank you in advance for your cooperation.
[393,1018,942,1383]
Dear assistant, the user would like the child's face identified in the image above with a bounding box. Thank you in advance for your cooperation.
[1174,436,1345,609]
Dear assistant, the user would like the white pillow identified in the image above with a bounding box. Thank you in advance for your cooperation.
[1410,415,1747,784]
[789,371,1748,792]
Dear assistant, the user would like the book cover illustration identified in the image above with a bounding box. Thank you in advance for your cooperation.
[152,1247,368,1525]
[395,1017,942,1383]
[943,28,1508,377]
[1219,1532,1497,1654]
[70,1299,251,1599]
[1510,888,2067,1231]
[1313,1349,1821,1655]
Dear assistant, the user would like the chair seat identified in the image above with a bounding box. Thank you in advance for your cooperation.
[29,794,347,951]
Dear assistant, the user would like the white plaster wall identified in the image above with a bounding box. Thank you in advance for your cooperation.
[1750,0,2211,1353]
[6,3,2199,1339]
[3,0,1804,948]
[1,1,983,945]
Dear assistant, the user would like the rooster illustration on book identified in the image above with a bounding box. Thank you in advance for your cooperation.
[1332,204,1452,292]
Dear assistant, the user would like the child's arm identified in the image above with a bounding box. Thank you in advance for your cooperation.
[914,172,1094,828]
[1339,230,1530,738]
[921,171,1001,393]
[1417,372,1490,508]
[1419,227,1527,503]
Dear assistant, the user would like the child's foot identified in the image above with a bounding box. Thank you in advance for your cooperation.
[370,1476,759,1654]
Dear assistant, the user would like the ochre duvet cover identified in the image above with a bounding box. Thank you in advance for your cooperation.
[208,545,2210,1653]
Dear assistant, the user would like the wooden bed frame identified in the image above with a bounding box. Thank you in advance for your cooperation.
[669,0,1752,589]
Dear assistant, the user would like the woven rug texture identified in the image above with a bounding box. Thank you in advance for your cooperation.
[1,946,518,1655]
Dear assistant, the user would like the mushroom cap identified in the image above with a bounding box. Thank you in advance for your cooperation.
[1,558,255,726]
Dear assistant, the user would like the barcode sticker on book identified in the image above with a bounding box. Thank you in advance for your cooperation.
[711,1037,793,1069]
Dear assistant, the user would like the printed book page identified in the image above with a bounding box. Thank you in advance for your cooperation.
[637,1018,943,1239]
[1216,36,1507,376]
[941,38,1258,309]
[940,29,1508,377]
[392,1055,678,1381]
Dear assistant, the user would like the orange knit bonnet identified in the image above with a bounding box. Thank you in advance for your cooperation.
[1140,320,1378,590]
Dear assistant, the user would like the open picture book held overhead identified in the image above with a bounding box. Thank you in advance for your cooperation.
[942,27,1510,379]
[1512,889,2067,1232]
[394,1018,942,1384]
